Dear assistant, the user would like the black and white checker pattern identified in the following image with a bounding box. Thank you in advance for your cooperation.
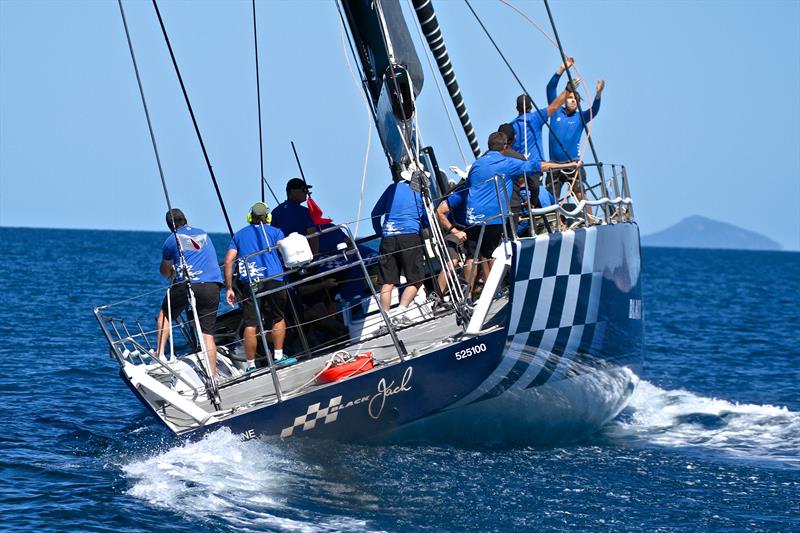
[280,396,342,438]
[450,228,602,408]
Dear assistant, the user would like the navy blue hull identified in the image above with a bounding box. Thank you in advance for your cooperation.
[177,223,644,443]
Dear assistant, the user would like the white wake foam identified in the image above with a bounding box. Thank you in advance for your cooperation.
[121,429,370,532]
[609,380,800,467]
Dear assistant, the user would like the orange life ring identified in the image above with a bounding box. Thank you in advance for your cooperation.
[316,352,374,384]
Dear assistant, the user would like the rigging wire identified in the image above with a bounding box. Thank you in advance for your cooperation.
[463,0,573,166]
[335,0,395,171]
[336,6,373,237]
[493,0,599,207]
[117,0,218,401]
[151,0,234,236]
[497,0,596,165]
[117,1,173,221]
[252,0,279,205]
[542,0,601,171]
[406,0,469,168]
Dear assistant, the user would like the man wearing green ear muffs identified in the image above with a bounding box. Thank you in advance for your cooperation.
[224,202,297,371]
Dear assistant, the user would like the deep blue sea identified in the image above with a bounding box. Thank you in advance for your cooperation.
[1,227,798,532]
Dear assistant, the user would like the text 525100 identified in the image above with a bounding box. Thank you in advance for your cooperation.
[454,343,487,361]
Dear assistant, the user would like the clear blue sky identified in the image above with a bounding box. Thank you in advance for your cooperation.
[1,0,798,249]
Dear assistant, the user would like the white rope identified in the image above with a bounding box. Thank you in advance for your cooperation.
[337,6,372,237]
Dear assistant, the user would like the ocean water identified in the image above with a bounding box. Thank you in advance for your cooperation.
[1,227,798,532]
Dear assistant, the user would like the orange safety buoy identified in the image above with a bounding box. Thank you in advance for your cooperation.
[316,352,374,384]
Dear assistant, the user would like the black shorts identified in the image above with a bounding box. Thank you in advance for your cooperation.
[444,233,463,261]
[465,224,505,260]
[238,279,288,328]
[378,234,426,285]
[161,282,221,335]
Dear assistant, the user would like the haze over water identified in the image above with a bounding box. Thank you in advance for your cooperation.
[1,228,798,531]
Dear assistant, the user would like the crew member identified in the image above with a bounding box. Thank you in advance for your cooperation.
[224,202,296,371]
[156,208,223,379]
[271,178,346,256]
[546,58,604,201]
[270,178,318,251]
[435,183,468,296]
[510,85,566,162]
[498,123,538,236]
[371,175,426,326]
[465,132,578,294]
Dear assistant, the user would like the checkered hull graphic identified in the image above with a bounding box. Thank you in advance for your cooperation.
[451,223,643,410]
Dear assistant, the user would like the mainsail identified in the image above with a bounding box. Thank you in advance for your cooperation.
[341,0,425,171]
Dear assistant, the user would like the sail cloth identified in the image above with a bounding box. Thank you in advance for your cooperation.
[342,0,424,103]
[342,0,425,168]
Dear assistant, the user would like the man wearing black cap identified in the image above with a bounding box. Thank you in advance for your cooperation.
[270,178,318,249]
[156,208,223,379]
[224,202,296,371]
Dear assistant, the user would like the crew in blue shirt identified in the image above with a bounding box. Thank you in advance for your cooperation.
[156,208,223,378]
[271,178,316,239]
[371,178,426,324]
[271,177,346,256]
[516,182,557,237]
[510,89,566,162]
[435,185,468,295]
[545,58,605,202]
[224,202,295,371]
[464,132,578,295]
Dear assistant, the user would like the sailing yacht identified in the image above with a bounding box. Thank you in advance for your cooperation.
[96,0,643,444]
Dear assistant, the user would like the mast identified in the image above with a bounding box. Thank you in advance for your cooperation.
[340,0,468,318]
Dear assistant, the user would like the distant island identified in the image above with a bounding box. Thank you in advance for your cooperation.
[642,215,783,251]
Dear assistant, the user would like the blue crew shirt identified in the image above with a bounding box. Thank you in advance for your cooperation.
[546,71,601,162]
[229,223,286,283]
[162,225,223,284]
[447,188,468,227]
[539,187,556,208]
[546,72,562,105]
[548,102,600,162]
[511,111,548,161]
[466,151,541,226]
[371,181,425,236]
[271,200,315,237]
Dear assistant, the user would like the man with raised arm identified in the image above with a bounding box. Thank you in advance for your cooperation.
[371,175,427,327]
[465,132,578,295]
[510,85,567,163]
[546,57,605,201]
[224,202,296,372]
[156,208,223,380]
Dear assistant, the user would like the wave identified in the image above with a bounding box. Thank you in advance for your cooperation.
[606,380,800,468]
[121,429,372,532]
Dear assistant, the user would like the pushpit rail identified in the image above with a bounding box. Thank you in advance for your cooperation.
[239,223,406,402]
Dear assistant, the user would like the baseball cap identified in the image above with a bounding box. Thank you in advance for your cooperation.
[286,178,311,191]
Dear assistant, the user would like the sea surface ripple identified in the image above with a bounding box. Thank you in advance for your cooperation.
[1,229,798,531]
